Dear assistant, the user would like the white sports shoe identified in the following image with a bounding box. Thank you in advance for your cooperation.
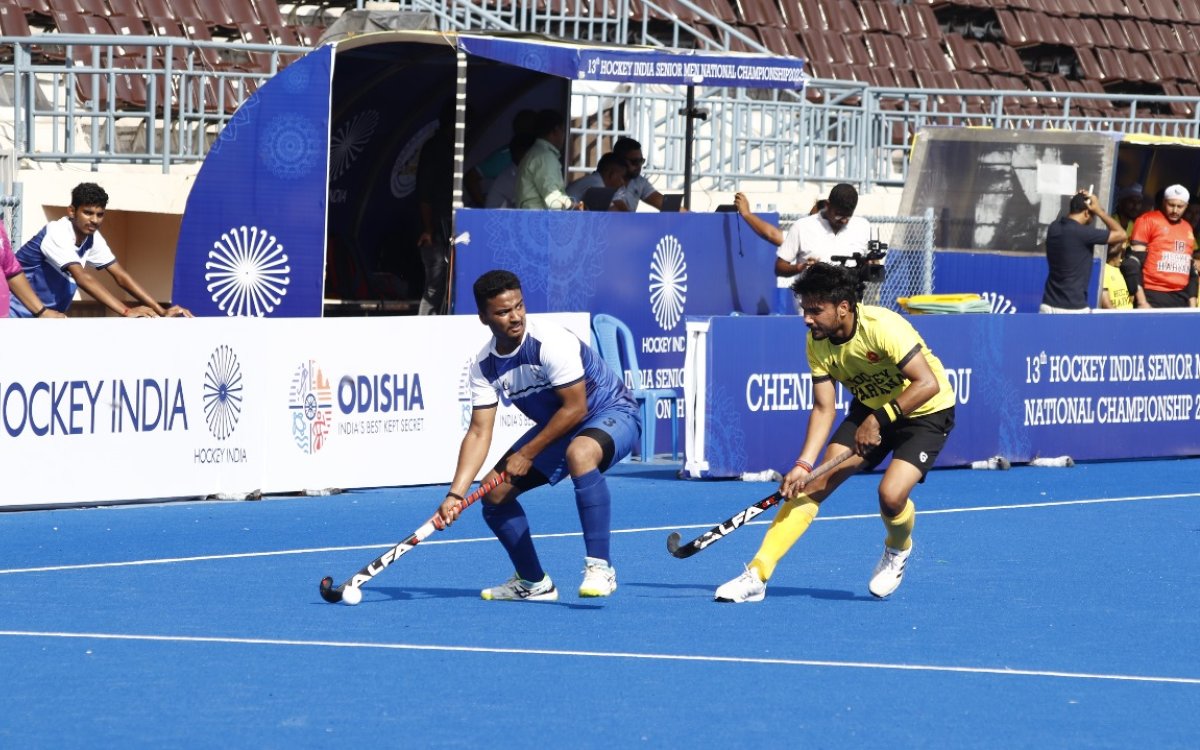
[868,544,912,598]
[579,557,617,597]
[481,573,559,601]
[714,565,766,603]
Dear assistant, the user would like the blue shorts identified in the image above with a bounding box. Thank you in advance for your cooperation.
[501,405,641,488]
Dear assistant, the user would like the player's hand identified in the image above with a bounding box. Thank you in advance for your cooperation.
[163,305,193,318]
[437,495,462,528]
[504,451,533,478]
[416,231,433,248]
[734,192,749,215]
[124,305,159,318]
[780,464,812,498]
[39,309,67,319]
[854,417,883,456]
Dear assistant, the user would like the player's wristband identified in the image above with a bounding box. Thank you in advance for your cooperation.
[32,306,46,317]
[794,459,813,473]
[873,399,903,427]
[445,491,464,503]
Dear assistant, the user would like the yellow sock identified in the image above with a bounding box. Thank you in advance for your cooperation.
[883,499,916,551]
[748,494,820,582]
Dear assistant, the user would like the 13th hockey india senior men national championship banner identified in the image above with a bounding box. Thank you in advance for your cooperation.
[683,311,1200,478]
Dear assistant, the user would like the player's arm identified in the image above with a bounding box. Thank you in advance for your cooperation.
[6,273,66,317]
[780,376,838,497]
[856,345,941,454]
[105,261,191,317]
[505,380,588,477]
[1100,286,1113,309]
[65,263,154,317]
[1126,246,1151,307]
[439,404,497,525]
[1085,193,1127,245]
[735,192,783,246]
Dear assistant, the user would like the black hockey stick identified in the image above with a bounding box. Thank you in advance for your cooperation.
[319,472,508,604]
[666,450,855,559]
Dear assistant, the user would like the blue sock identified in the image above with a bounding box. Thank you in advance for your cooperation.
[573,469,611,563]
[481,500,544,583]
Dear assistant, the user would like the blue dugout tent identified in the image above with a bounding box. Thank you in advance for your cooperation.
[170,31,807,318]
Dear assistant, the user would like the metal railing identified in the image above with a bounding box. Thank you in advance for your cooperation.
[2,34,307,172]
[5,33,1200,190]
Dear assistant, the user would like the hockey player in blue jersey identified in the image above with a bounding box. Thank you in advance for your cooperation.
[438,269,641,601]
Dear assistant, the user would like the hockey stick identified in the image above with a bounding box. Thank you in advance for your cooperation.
[666,450,855,559]
[319,472,508,604]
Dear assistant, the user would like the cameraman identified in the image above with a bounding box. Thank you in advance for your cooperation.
[737,183,871,313]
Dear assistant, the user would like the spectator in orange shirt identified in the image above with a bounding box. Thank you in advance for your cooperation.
[1128,184,1196,308]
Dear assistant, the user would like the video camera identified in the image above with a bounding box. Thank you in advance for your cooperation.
[831,236,887,299]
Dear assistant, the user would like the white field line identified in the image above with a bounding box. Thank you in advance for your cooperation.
[0,629,1197,686]
[1,491,1196,576]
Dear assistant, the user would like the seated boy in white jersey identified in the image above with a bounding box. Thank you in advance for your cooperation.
[437,270,641,601]
[10,182,191,318]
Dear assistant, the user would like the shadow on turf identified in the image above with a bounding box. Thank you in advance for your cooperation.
[623,581,874,602]
[363,586,604,609]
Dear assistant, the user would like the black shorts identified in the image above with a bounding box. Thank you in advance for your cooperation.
[830,401,955,481]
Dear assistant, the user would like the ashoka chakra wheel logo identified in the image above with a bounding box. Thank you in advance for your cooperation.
[650,234,688,330]
[206,226,291,317]
[330,109,380,181]
[203,345,243,440]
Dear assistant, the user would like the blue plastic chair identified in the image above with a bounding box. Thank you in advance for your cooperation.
[591,313,680,462]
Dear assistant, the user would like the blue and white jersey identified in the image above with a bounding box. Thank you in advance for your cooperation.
[11,217,116,315]
[469,318,636,426]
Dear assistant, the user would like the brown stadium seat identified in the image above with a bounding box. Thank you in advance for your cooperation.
[106,0,140,18]
[900,3,940,40]
[1008,10,1043,45]
[1092,47,1127,82]
[1137,20,1165,52]
[193,0,237,33]
[858,0,887,34]
[1072,46,1106,81]
[944,34,986,72]
[1100,18,1131,48]
[758,25,804,57]
[139,0,182,21]
[1121,20,1151,52]
[0,1,33,39]
[222,0,262,28]
[251,0,287,31]
[842,33,872,67]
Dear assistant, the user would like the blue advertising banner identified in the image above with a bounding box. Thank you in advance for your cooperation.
[172,46,333,317]
[688,311,1200,477]
[933,252,1102,314]
[452,209,780,453]
[455,34,806,90]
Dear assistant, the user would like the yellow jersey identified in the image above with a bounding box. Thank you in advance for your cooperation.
[1102,263,1133,309]
[807,304,956,417]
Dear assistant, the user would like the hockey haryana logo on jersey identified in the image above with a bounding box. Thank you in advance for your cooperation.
[694,502,768,549]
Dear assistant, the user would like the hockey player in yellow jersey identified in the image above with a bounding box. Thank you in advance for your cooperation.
[715,262,956,602]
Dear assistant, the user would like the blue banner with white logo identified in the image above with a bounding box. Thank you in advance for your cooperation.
[172,46,333,318]
[690,311,1200,477]
[933,252,1102,314]
[452,209,780,453]
[456,34,806,90]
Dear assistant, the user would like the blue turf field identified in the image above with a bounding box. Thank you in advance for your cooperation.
[2,458,1198,748]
